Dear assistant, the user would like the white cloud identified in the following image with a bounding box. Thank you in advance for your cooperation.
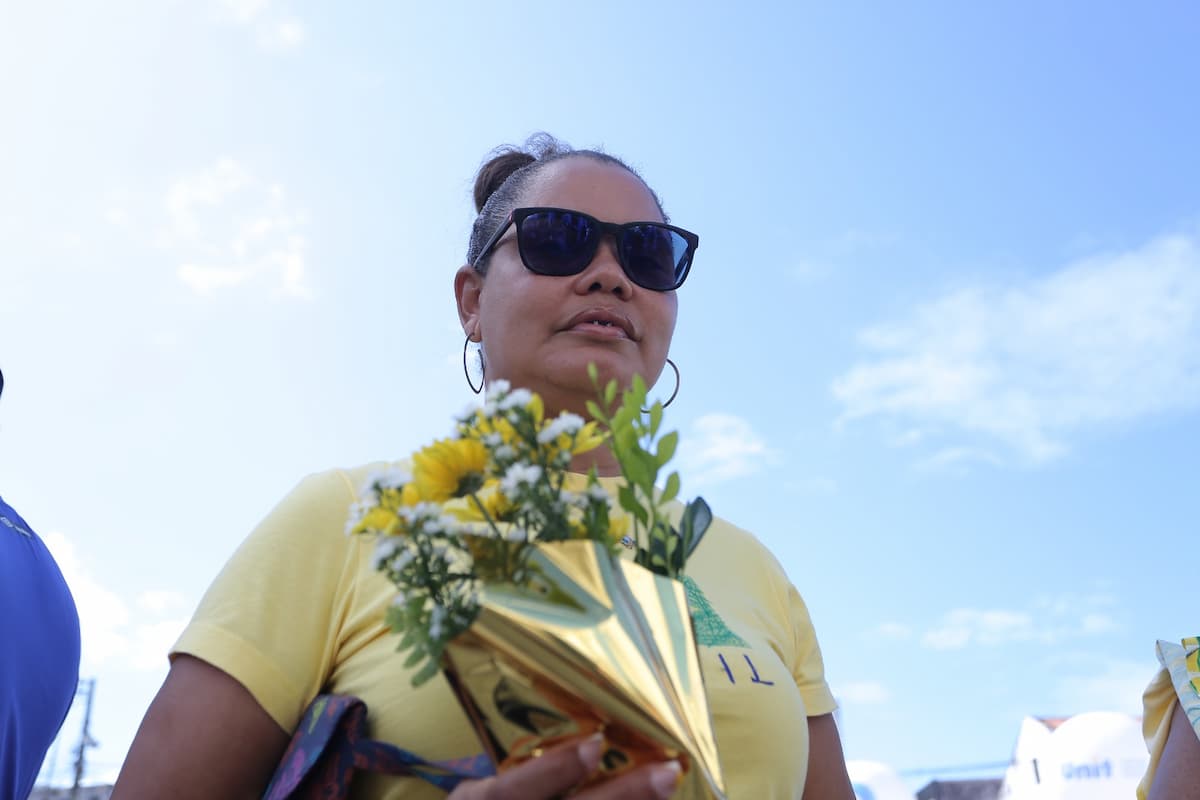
[270,18,306,48]
[42,531,130,666]
[920,593,1125,650]
[922,608,1035,650]
[678,413,776,486]
[835,681,890,705]
[867,622,912,641]
[219,0,271,23]
[832,232,1200,463]
[41,532,191,672]
[914,446,1003,474]
[128,618,189,671]
[787,476,838,494]
[163,159,311,298]
[216,0,306,50]
[1054,658,1159,716]
[137,590,187,614]
[1080,613,1119,634]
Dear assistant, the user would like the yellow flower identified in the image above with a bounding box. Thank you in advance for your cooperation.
[540,419,608,464]
[351,506,403,536]
[411,438,489,502]
[528,393,545,424]
[569,420,607,455]
[443,479,515,523]
[607,510,630,543]
[377,483,421,511]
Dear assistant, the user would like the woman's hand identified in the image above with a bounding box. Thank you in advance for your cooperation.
[448,735,682,800]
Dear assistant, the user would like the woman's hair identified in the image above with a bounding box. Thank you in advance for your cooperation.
[466,133,667,273]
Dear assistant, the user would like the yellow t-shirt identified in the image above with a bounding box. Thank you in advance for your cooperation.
[173,466,837,799]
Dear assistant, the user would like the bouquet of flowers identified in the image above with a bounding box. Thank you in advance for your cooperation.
[347,369,726,799]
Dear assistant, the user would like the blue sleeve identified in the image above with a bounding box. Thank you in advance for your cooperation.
[0,495,82,800]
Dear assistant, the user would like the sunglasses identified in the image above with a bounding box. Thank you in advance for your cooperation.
[472,207,699,291]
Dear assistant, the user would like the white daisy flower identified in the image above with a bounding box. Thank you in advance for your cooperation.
[537,412,585,443]
[500,463,542,495]
[371,538,401,570]
[455,403,482,423]
[498,387,533,410]
[373,465,411,491]
[344,500,369,535]
[429,604,446,640]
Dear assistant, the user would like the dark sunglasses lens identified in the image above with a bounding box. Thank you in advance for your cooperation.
[518,211,596,275]
[621,225,689,290]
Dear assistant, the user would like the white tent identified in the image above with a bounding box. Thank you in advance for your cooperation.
[848,759,915,800]
[999,711,1148,799]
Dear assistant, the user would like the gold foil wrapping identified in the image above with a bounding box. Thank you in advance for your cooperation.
[441,540,727,799]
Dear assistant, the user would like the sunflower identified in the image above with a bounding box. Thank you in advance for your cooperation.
[411,438,489,502]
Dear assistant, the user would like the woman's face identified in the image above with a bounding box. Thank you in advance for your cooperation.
[456,157,678,414]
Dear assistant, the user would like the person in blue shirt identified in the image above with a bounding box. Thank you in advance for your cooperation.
[0,366,82,799]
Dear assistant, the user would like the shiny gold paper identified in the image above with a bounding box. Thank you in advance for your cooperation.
[441,540,726,799]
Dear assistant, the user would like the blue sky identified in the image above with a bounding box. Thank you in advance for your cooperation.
[2,0,1197,791]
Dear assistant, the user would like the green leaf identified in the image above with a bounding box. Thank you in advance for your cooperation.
[649,403,663,437]
[681,497,713,559]
[586,400,605,422]
[410,657,442,687]
[402,643,428,668]
[656,431,678,467]
[396,626,420,652]
[587,363,599,384]
[618,485,649,524]
[604,379,618,407]
[622,448,653,489]
[661,472,680,504]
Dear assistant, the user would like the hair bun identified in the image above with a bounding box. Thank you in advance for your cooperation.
[472,133,575,213]
[473,149,536,213]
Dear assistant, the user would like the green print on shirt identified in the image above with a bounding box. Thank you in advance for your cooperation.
[682,575,748,648]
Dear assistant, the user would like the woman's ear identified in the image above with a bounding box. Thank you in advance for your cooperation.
[454,265,484,340]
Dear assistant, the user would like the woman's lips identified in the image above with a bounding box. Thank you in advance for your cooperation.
[566,320,631,339]
[561,308,637,340]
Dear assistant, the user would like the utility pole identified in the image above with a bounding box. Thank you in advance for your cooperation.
[70,678,97,799]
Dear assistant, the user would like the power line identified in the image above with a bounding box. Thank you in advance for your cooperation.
[70,678,99,799]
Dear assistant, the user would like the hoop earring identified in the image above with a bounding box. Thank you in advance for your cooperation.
[643,358,680,412]
[463,336,483,394]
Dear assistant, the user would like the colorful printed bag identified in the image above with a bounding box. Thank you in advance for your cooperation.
[262,694,494,799]
[1155,636,1200,739]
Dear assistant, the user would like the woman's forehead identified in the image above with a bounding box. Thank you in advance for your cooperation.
[523,158,663,223]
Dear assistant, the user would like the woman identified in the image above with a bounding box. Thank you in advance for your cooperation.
[0,368,83,800]
[1139,638,1200,799]
[113,136,854,799]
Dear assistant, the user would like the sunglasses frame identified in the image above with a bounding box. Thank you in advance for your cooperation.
[472,206,699,291]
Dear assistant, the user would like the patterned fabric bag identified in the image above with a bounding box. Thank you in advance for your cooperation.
[262,694,494,799]
[1155,636,1200,739]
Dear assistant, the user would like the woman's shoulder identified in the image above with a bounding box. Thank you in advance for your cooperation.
[684,508,792,584]
[288,460,411,504]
